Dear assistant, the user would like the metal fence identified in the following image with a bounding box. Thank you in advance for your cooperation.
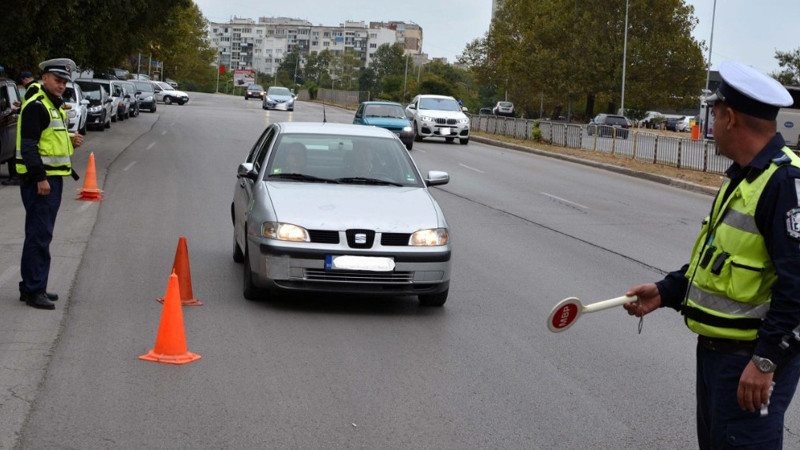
[469,115,730,175]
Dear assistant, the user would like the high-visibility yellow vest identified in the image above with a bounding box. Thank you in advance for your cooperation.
[15,90,73,177]
[682,147,800,340]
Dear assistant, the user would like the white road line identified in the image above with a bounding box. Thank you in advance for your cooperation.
[459,163,484,173]
[160,130,167,136]
[79,202,93,212]
[123,161,137,171]
[0,266,19,288]
[146,143,155,150]
[540,192,589,210]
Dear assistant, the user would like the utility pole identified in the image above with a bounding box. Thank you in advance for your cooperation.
[402,52,409,103]
[620,0,630,114]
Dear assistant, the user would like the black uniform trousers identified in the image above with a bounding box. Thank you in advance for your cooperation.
[19,176,63,296]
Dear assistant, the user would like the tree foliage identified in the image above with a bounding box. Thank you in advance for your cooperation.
[773,48,800,86]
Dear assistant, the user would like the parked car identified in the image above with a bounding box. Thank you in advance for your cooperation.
[353,101,414,150]
[153,81,189,105]
[62,82,89,135]
[244,84,265,100]
[665,116,683,132]
[676,116,695,132]
[0,77,22,182]
[110,80,129,121]
[262,86,295,111]
[479,107,493,115]
[133,80,157,112]
[78,79,121,123]
[231,122,452,306]
[405,94,470,145]
[75,79,113,131]
[119,80,140,118]
[493,101,515,117]
[165,78,178,88]
[587,113,631,139]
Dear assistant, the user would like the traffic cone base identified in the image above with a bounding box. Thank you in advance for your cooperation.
[77,152,103,201]
[156,296,202,306]
[139,349,201,365]
[139,272,201,365]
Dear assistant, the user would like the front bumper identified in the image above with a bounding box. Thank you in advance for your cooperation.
[416,119,470,139]
[250,238,451,295]
[264,99,294,110]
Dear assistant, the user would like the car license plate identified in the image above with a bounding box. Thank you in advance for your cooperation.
[440,127,450,136]
[325,255,395,272]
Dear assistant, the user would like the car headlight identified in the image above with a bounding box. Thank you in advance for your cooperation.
[458,118,469,124]
[67,110,77,118]
[266,96,273,102]
[409,228,449,246]
[143,95,154,101]
[403,126,412,132]
[419,115,434,122]
[88,105,102,113]
[262,222,309,242]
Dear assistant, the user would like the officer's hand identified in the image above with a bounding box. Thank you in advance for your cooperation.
[37,179,50,196]
[738,362,774,412]
[623,283,661,317]
[71,133,84,148]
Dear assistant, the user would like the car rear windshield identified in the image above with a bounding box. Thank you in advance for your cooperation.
[499,102,513,107]
[606,116,628,126]
[267,133,422,187]
[419,97,460,111]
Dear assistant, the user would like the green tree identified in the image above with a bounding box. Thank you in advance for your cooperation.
[305,50,333,87]
[277,49,303,87]
[370,44,407,81]
[773,48,800,86]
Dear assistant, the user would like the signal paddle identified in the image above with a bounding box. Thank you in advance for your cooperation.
[547,295,638,333]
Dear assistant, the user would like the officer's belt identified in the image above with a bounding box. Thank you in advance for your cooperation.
[697,335,757,356]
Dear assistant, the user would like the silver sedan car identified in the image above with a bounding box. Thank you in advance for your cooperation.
[231,122,452,306]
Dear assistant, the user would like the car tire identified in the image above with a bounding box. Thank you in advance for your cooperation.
[165,97,172,105]
[405,141,413,151]
[413,123,423,142]
[111,114,116,122]
[262,104,267,110]
[151,104,157,113]
[243,245,260,300]
[79,121,87,136]
[459,138,469,145]
[419,288,448,307]
[445,137,454,143]
[233,234,244,263]
[178,100,185,105]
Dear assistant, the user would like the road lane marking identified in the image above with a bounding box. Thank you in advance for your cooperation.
[459,163,484,173]
[146,143,155,150]
[123,161,137,171]
[0,266,19,288]
[540,192,589,210]
[160,130,167,136]
[79,202,93,212]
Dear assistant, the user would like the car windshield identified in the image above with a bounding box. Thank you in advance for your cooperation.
[134,81,154,92]
[249,85,264,91]
[364,104,406,119]
[606,116,628,126]
[267,133,422,187]
[77,83,102,100]
[268,87,291,96]
[63,87,78,103]
[419,97,461,111]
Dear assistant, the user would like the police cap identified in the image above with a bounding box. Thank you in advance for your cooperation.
[705,61,792,120]
[38,58,75,81]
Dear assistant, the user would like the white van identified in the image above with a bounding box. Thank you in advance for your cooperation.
[777,86,800,149]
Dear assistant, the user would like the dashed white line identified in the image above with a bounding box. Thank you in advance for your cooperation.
[146,143,155,150]
[79,202,93,212]
[540,192,589,209]
[160,130,167,136]
[123,161,137,171]
[459,163,484,173]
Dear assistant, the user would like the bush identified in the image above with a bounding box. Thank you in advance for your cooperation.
[531,121,542,142]
[307,84,318,100]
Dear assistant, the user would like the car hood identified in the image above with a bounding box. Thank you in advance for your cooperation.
[265,182,441,231]
[416,109,467,120]
[167,90,189,97]
[362,117,411,128]
[267,94,293,101]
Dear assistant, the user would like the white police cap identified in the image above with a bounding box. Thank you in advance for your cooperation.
[706,61,792,120]
[38,58,76,81]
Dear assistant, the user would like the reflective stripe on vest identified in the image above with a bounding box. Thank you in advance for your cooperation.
[683,147,800,340]
[15,90,73,177]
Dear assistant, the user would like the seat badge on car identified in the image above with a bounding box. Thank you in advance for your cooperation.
[355,233,367,244]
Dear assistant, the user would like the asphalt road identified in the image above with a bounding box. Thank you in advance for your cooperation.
[2,93,799,448]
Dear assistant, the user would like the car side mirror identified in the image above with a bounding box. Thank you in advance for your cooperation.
[237,162,258,180]
[461,107,468,112]
[136,91,142,95]
[80,99,89,105]
[407,104,415,110]
[425,170,450,187]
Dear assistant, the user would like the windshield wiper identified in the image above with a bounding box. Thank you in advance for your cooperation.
[336,177,403,186]
[268,173,339,183]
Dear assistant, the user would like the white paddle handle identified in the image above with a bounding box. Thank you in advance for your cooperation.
[582,295,638,314]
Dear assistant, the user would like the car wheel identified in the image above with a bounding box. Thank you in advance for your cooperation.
[445,137,455,143]
[459,138,469,145]
[405,141,413,151]
[262,103,267,110]
[104,115,111,129]
[178,100,185,105]
[165,97,172,105]
[233,234,244,263]
[413,122,423,142]
[79,121,87,136]
[419,288,448,307]
[111,114,116,122]
[151,104,157,113]
[243,244,260,300]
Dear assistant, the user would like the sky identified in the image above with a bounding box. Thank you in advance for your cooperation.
[195,0,796,75]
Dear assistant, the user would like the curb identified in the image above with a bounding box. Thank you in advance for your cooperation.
[470,135,718,196]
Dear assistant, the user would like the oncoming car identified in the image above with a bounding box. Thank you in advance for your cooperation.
[353,101,414,150]
[262,86,295,111]
[231,122,452,306]
[245,84,265,100]
[405,94,470,145]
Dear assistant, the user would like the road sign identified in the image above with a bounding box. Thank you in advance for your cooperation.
[547,295,637,333]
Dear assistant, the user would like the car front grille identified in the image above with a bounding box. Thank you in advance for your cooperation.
[309,229,340,244]
[381,233,411,246]
[346,229,374,248]
[435,118,458,125]
[304,269,413,284]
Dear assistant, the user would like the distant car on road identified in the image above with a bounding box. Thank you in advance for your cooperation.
[493,101,515,117]
[153,81,189,105]
[244,84,265,100]
[133,80,157,112]
[405,94,470,145]
[353,101,414,150]
[262,86,295,111]
[231,122,452,306]
[479,107,493,116]
[587,113,631,139]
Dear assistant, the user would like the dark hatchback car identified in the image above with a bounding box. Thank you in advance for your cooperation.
[587,113,631,139]
[244,84,265,100]
[76,79,113,131]
[133,80,157,112]
[0,78,22,180]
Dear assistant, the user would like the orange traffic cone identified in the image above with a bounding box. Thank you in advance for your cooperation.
[157,236,202,306]
[76,152,103,201]
[139,271,202,365]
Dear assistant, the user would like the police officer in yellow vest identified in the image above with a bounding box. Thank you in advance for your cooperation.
[15,58,83,310]
[623,61,800,449]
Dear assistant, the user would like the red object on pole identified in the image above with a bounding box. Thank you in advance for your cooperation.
[219,65,225,75]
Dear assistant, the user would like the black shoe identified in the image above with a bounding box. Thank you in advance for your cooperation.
[20,291,58,302]
[25,292,55,310]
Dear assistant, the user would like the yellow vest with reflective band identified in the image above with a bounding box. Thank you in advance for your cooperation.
[15,90,73,176]
[683,147,800,340]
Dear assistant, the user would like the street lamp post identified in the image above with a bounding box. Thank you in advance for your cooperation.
[705,0,718,91]
[620,0,629,114]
